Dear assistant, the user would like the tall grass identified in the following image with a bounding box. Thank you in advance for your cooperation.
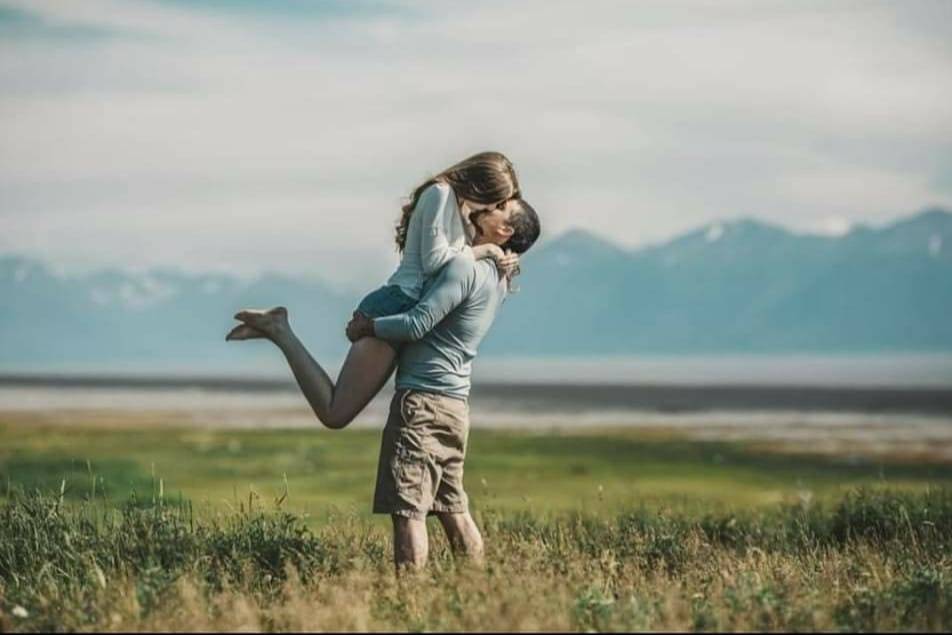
[1,487,950,631]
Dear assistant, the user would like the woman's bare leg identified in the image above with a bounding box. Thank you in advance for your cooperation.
[227,307,396,429]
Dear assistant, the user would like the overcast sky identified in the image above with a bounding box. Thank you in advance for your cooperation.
[1,0,950,287]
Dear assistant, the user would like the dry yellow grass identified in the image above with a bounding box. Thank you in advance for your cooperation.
[2,489,950,632]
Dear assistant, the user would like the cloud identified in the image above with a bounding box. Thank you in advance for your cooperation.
[1,0,950,285]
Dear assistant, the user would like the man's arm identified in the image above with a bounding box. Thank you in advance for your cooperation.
[371,256,476,343]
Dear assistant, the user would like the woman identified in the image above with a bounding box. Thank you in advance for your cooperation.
[227,151,527,428]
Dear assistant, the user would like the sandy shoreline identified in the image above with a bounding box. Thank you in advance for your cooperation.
[4,405,952,465]
[3,376,952,463]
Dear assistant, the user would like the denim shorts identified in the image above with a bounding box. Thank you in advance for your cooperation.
[356,284,418,319]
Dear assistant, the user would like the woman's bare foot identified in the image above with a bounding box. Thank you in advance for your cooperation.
[232,306,290,342]
[225,324,266,341]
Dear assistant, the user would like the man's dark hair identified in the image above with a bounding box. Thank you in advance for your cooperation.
[504,198,541,255]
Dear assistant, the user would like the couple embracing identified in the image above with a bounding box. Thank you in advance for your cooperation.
[227,152,542,571]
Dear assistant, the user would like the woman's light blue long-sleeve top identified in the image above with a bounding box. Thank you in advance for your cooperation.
[386,182,471,300]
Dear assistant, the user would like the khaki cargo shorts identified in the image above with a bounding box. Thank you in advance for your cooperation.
[373,389,470,519]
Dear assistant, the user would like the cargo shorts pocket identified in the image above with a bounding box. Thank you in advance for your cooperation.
[400,390,428,425]
[390,440,431,509]
[390,392,436,510]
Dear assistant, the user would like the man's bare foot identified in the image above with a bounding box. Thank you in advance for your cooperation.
[232,306,290,341]
[225,324,266,341]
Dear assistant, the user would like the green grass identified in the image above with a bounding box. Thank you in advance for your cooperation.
[1,422,949,522]
[1,487,950,631]
[2,420,951,630]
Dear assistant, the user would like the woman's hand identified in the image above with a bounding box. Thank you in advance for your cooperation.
[470,243,503,262]
[472,244,520,277]
[345,311,374,342]
[494,249,520,277]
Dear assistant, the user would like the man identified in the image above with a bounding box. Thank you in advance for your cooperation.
[346,199,541,571]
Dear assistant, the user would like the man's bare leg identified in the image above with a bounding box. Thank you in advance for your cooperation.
[392,515,429,573]
[436,511,484,564]
[227,307,396,429]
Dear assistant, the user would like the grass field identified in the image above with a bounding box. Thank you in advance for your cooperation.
[1,419,951,631]
[2,421,951,518]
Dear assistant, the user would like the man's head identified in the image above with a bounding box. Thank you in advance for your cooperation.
[470,198,541,255]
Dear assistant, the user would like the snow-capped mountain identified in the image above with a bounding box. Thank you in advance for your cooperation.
[2,208,950,368]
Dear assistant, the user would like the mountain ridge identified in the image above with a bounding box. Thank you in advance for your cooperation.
[2,207,951,366]
[4,207,949,282]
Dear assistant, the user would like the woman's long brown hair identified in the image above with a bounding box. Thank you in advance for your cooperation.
[395,151,520,252]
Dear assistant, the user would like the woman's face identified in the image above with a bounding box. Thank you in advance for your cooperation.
[470,199,518,246]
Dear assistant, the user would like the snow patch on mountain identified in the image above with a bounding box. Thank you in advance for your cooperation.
[202,279,223,294]
[13,265,30,283]
[88,276,178,310]
[89,288,111,306]
[119,277,177,310]
[554,253,573,267]
[817,216,853,237]
[929,234,943,257]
